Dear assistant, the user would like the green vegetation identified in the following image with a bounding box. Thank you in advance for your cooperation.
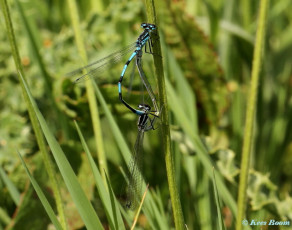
[0,0,291,229]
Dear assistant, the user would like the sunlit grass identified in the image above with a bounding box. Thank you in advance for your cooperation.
[0,0,292,229]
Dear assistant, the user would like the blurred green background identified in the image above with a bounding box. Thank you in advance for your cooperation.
[1,0,292,229]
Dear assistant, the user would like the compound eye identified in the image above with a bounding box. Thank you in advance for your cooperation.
[149,24,156,29]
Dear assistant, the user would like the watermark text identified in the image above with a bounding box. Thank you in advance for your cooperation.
[241,219,290,226]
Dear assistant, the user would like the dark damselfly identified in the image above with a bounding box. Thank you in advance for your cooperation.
[125,103,160,210]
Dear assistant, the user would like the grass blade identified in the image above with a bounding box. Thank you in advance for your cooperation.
[213,168,226,230]
[18,151,63,230]
[145,1,185,229]
[18,71,103,230]
[67,0,108,183]
[0,167,20,205]
[74,120,125,230]
[0,0,67,228]
[166,78,237,214]
[236,0,269,229]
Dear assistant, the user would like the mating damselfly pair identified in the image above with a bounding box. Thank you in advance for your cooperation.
[67,23,161,209]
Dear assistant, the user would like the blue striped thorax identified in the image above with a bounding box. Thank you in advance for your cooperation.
[136,23,157,48]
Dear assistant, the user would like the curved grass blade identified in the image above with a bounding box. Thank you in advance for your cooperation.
[0,167,20,205]
[66,42,136,83]
[18,71,103,230]
[104,171,126,230]
[74,120,125,230]
[18,151,63,230]
[166,78,237,214]
[213,168,226,230]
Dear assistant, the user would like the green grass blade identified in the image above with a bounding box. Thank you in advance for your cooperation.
[220,0,236,80]
[166,78,237,215]
[14,0,52,90]
[104,172,123,230]
[18,71,103,230]
[0,207,11,226]
[0,167,20,205]
[164,45,198,131]
[74,120,125,230]
[17,151,63,230]
[202,0,219,43]
[0,1,68,229]
[145,1,185,229]
[14,2,68,227]
[236,0,269,229]
[14,0,71,140]
[197,165,212,230]
[213,168,226,230]
[241,0,251,29]
[220,20,254,44]
[67,0,108,182]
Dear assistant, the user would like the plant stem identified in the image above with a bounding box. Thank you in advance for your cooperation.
[0,0,67,229]
[67,0,108,183]
[144,0,185,229]
[236,0,269,229]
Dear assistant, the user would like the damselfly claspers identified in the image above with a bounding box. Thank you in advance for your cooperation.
[66,23,159,116]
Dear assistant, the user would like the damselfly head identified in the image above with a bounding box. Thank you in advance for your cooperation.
[125,201,132,209]
[141,23,156,31]
[138,104,151,112]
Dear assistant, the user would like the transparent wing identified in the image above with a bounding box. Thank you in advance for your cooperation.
[136,55,159,113]
[66,42,137,83]
[125,129,145,210]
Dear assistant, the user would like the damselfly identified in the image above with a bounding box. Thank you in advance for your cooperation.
[67,23,159,116]
[125,103,160,210]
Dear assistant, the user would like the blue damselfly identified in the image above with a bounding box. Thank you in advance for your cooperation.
[67,23,159,116]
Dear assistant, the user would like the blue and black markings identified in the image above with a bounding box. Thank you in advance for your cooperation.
[118,23,158,116]
[67,23,159,116]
